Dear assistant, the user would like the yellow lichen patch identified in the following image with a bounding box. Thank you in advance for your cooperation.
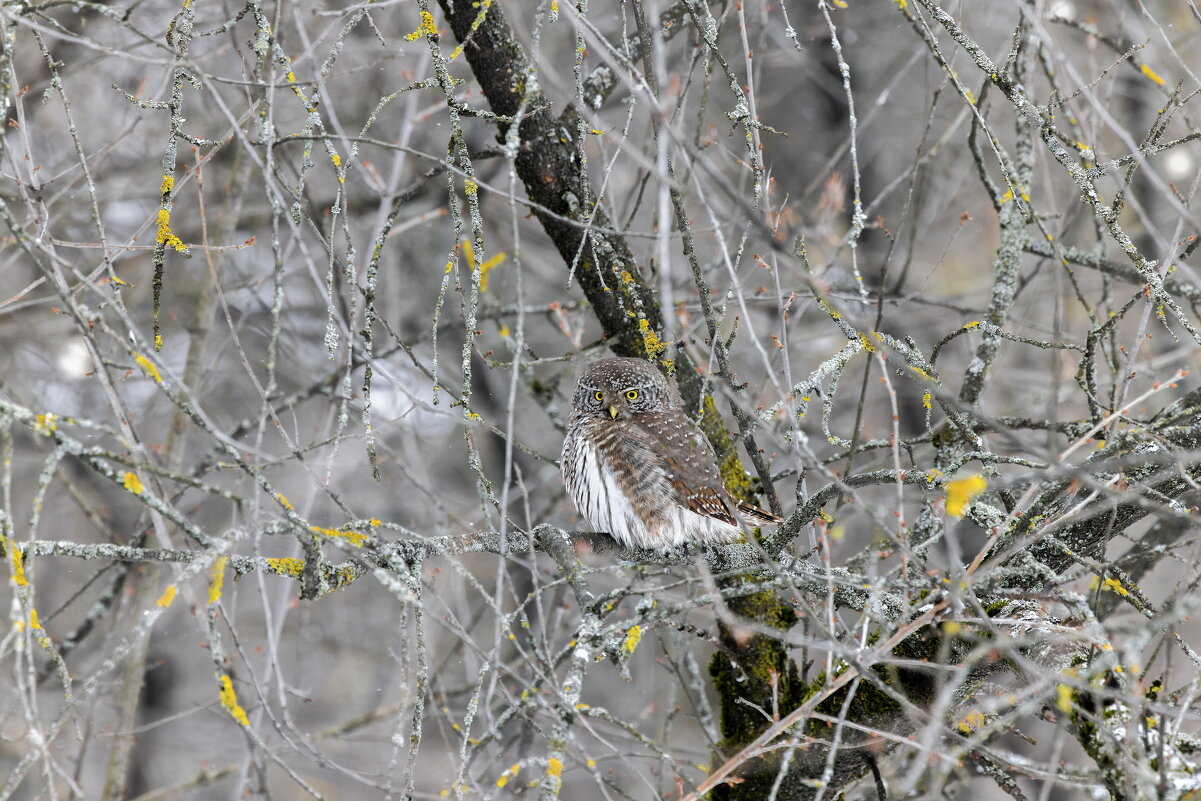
[942,620,961,635]
[894,0,906,7]
[546,757,563,778]
[479,252,505,292]
[154,333,163,350]
[957,709,985,734]
[922,391,932,410]
[123,471,144,495]
[218,674,251,727]
[461,239,505,292]
[155,209,187,253]
[27,608,52,648]
[276,494,294,511]
[907,366,932,380]
[622,624,642,655]
[208,556,228,606]
[1103,577,1129,597]
[404,9,438,41]
[945,474,987,517]
[468,0,493,30]
[8,541,27,587]
[963,320,981,329]
[160,174,174,194]
[1055,683,1073,714]
[34,413,57,434]
[463,178,478,196]
[332,565,357,587]
[1140,64,1166,86]
[638,318,665,358]
[496,764,521,788]
[156,585,177,607]
[311,526,368,547]
[266,557,304,577]
[135,353,162,384]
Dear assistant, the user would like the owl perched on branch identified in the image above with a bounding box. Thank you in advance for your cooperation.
[561,357,780,551]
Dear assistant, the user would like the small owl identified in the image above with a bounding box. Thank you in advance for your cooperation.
[561,357,780,551]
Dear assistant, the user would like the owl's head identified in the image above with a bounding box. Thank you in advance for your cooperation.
[570,357,680,420]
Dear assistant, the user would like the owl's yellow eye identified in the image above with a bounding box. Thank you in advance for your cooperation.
[625,390,639,401]
[593,391,604,402]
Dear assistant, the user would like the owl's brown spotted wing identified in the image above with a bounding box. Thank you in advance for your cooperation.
[665,466,739,525]
[734,497,782,525]
[638,410,781,527]
[630,410,738,526]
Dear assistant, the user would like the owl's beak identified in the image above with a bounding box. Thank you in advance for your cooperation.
[608,405,619,419]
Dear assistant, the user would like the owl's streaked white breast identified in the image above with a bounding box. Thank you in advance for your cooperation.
[563,426,645,549]
[562,417,743,550]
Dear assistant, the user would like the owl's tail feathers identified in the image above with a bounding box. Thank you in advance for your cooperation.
[735,499,782,525]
